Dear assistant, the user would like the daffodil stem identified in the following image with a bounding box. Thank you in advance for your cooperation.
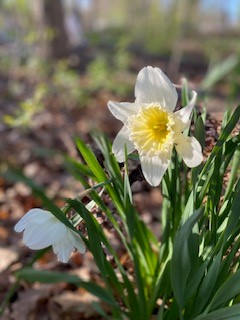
[161,150,182,250]
[170,150,181,239]
[61,179,112,215]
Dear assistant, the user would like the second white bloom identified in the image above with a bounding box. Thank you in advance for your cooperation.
[14,208,86,263]
[108,66,203,186]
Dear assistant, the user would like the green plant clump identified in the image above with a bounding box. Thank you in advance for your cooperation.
[1,77,240,320]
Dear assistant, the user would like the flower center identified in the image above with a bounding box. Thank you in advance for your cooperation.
[128,105,175,156]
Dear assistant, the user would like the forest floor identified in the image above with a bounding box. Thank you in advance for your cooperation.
[0,52,235,319]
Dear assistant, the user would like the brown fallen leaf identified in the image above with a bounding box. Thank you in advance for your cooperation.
[11,285,58,320]
[49,290,107,319]
[0,246,19,272]
[0,225,9,243]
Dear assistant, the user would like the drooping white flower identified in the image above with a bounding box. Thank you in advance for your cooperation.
[14,208,86,263]
[108,66,203,186]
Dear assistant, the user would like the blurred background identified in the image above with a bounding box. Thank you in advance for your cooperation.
[0,1,240,317]
[0,0,240,227]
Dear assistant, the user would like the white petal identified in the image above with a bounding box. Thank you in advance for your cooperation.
[140,155,170,186]
[52,229,84,263]
[112,125,135,162]
[52,241,73,263]
[14,208,51,232]
[175,135,203,168]
[23,220,66,250]
[175,91,197,127]
[108,101,139,123]
[52,242,60,254]
[135,66,177,111]
[67,229,86,254]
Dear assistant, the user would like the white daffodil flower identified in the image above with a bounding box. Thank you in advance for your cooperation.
[14,208,86,263]
[108,66,203,186]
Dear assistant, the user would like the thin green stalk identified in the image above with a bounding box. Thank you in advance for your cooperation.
[0,281,20,317]
[224,146,240,200]
[147,258,171,316]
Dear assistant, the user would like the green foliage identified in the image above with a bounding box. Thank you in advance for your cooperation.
[87,46,133,97]
[51,60,88,106]
[201,55,239,90]
[15,267,118,309]
[4,83,47,129]
[1,27,133,130]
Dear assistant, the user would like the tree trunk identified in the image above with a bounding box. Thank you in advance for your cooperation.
[43,0,69,59]
[32,0,69,60]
